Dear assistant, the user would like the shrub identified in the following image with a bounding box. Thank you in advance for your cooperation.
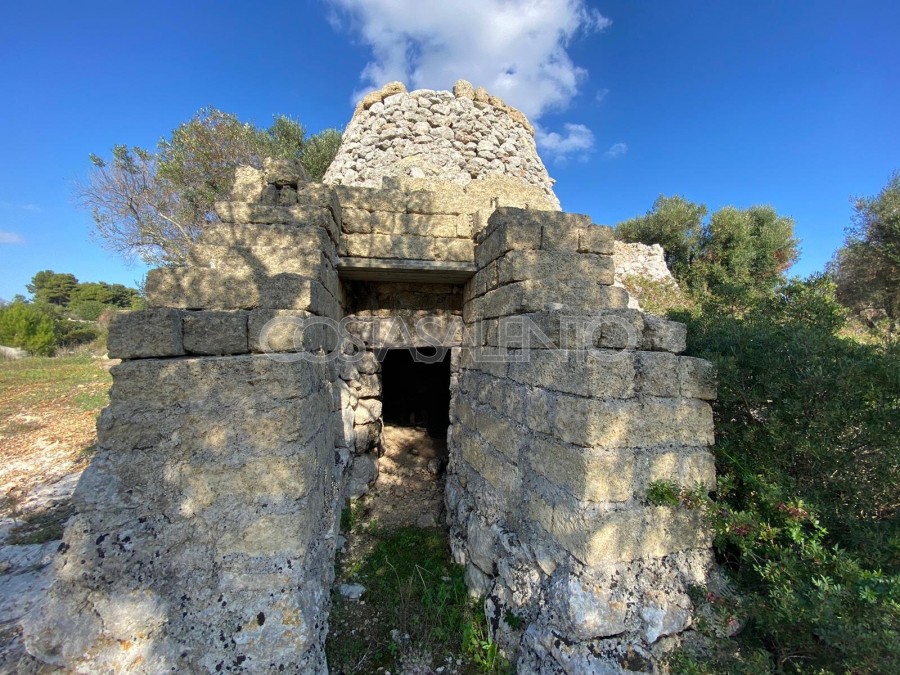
[0,302,59,356]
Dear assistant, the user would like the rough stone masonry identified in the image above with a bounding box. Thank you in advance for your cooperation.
[23,81,718,674]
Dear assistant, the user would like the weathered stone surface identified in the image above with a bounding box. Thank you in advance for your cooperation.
[643,315,687,353]
[146,268,339,316]
[107,309,184,359]
[182,310,248,355]
[678,356,717,400]
[465,280,629,320]
[497,250,614,285]
[230,165,266,202]
[550,395,715,449]
[264,156,309,184]
[23,355,337,673]
[326,84,557,207]
[550,573,627,639]
[342,232,474,262]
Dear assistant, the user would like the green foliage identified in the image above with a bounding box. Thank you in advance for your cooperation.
[829,171,900,334]
[616,195,707,278]
[79,107,342,265]
[649,274,900,673]
[616,197,798,303]
[300,128,343,181]
[26,270,78,306]
[327,526,509,673]
[0,302,59,355]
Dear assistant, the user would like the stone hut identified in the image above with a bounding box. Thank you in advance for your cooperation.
[23,81,718,673]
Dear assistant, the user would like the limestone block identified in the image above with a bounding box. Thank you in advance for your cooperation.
[354,398,382,425]
[248,309,339,353]
[526,438,636,503]
[466,517,499,574]
[334,406,355,448]
[354,421,382,453]
[551,395,715,449]
[464,280,629,320]
[341,208,460,238]
[646,449,717,491]
[182,310,249,355]
[263,157,309,185]
[578,225,616,255]
[640,590,692,643]
[198,222,335,258]
[497,251,614,285]
[213,202,339,245]
[230,166,266,202]
[506,349,634,399]
[458,427,520,505]
[107,309,184,359]
[345,453,378,498]
[342,233,474,262]
[332,185,407,212]
[549,573,627,640]
[190,245,331,279]
[678,356,717,400]
[634,351,680,397]
[146,268,339,316]
[643,316,687,353]
[529,494,712,564]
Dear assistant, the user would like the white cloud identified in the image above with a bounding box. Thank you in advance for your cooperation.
[595,87,610,104]
[328,0,610,159]
[0,231,24,244]
[535,123,595,161]
[604,142,628,159]
[0,201,40,212]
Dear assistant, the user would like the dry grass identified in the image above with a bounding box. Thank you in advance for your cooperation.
[0,356,112,529]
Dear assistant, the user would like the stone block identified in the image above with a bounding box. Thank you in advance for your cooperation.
[146,268,339,316]
[506,349,634,399]
[263,157,309,185]
[354,398,382,425]
[332,185,406,212]
[497,251,614,285]
[578,226,615,255]
[199,223,335,257]
[230,166,266,202]
[643,316,687,353]
[646,449,717,491]
[341,208,459,238]
[189,245,331,279]
[678,356,717,400]
[458,427,520,505]
[464,280,629,320]
[182,310,248,355]
[342,232,474,262]
[213,201,339,244]
[107,309,184,359]
[530,494,712,564]
[634,351,680,397]
[248,309,339,353]
[551,395,715,449]
[526,438,636,503]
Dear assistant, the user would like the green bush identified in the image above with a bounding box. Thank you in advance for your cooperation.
[69,299,109,321]
[661,275,900,673]
[0,302,59,356]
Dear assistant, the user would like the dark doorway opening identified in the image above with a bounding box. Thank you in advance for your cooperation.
[380,347,452,439]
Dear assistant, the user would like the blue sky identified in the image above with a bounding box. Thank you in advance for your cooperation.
[1,1,897,301]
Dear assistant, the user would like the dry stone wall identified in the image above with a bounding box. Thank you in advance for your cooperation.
[446,208,718,672]
[23,84,715,674]
[325,80,561,210]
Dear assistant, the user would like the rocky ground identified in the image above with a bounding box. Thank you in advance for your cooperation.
[0,356,111,674]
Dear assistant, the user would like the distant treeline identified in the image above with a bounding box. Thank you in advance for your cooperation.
[0,270,143,355]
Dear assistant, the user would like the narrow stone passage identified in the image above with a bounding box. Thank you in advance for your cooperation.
[326,425,485,674]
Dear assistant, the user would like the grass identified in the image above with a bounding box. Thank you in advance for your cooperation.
[6,504,74,545]
[0,355,111,419]
[327,524,511,674]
